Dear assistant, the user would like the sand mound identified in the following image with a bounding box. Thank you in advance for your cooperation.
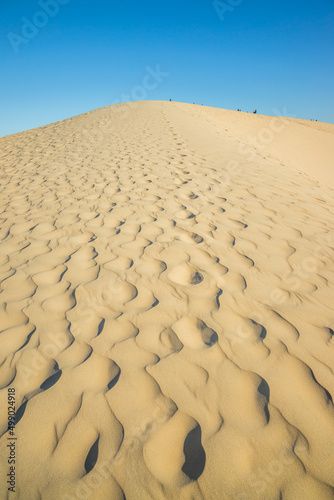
[0,101,334,499]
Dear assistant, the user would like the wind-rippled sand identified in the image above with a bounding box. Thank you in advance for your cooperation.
[0,101,334,499]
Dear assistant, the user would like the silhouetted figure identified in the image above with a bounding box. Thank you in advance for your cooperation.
[253,110,257,114]
[170,98,172,101]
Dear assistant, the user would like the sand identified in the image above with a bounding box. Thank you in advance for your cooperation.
[0,100,334,499]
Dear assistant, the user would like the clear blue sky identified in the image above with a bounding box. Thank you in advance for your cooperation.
[1,0,333,137]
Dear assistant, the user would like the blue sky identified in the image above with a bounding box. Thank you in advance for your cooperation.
[0,0,333,137]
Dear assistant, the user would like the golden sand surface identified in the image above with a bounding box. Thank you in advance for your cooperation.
[0,101,334,499]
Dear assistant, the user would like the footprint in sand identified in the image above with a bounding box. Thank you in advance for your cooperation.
[168,263,204,286]
[172,317,218,349]
[143,411,205,487]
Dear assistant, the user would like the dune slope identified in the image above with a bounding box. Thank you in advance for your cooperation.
[0,101,334,499]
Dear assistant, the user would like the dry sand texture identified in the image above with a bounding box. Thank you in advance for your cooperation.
[0,101,334,499]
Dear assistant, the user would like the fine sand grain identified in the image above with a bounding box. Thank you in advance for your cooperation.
[0,101,334,499]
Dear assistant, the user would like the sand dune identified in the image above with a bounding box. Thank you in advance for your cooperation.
[0,101,334,499]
